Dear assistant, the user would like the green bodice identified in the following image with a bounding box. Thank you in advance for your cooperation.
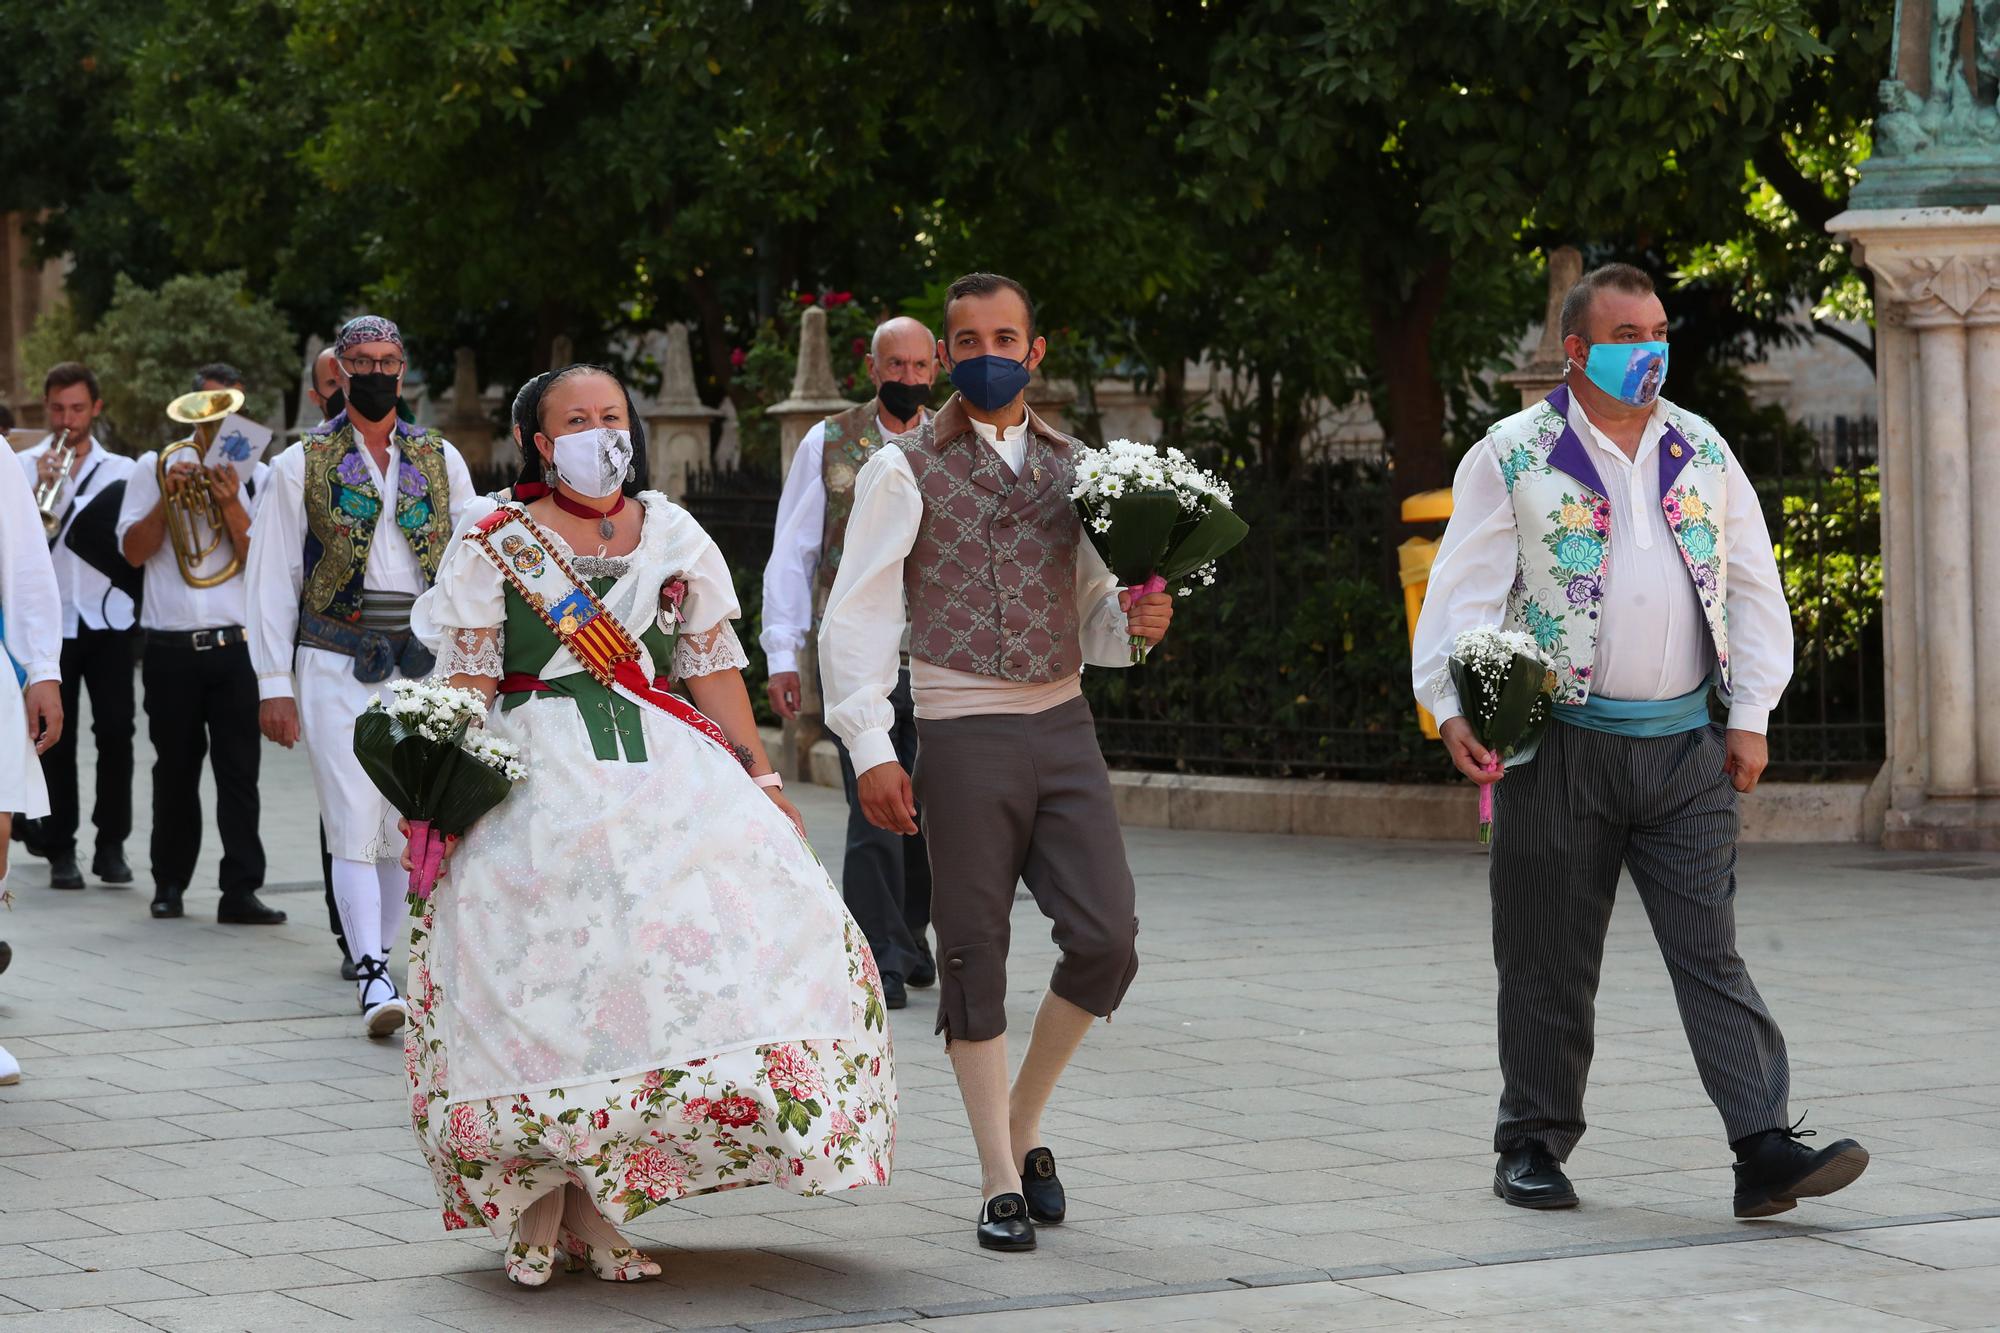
[498,578,679,763]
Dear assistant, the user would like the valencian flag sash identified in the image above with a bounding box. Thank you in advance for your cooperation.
[465,505,748,767]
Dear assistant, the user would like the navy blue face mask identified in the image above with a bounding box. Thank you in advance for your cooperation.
[948,353,1032,413]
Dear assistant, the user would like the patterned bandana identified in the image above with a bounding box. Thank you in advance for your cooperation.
[334,315,404,355]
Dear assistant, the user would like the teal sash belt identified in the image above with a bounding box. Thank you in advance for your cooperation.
[1557,685,1712,737]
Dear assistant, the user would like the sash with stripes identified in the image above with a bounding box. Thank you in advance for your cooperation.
[465,506,747,766]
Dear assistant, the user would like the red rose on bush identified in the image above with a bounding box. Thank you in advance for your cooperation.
[827,291,853,306]
[729,346,747,369]
[796,292,817,306]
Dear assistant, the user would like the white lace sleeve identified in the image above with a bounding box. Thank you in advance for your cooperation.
[436,625,504,679]
[673,619,749,679]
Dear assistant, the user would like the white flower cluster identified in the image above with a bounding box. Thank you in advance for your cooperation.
[462,733,527,783]
[1177,562,1220,598]
[1450,627,1550,683]
[375,679,491,743]
[1070,438,1235,521]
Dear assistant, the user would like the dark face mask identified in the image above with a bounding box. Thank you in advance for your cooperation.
[876,379,932,423]
[345,371,399,423]
[947,353,1032,413]
[319,387,345,422]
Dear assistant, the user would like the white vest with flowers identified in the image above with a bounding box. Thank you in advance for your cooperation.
[1492,386,1733,706]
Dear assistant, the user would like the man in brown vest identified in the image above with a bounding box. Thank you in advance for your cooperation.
[762,316,939,1010]
[820,273,1174,1253]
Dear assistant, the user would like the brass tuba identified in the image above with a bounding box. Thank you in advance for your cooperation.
[160,388,248,588]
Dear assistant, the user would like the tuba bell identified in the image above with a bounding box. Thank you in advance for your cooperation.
[161,388,248,588]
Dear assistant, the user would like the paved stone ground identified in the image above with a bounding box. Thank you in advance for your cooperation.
[0,698,1997,1330]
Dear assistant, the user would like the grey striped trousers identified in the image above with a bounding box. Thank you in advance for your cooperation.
[1489,720,1790,1159]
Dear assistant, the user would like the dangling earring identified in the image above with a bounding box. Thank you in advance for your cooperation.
[542,456,557,485]
[624,461,635,483]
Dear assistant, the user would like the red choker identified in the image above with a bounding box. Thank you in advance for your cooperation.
[552,490,625,538]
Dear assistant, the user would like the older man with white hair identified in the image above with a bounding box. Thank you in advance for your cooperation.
[762,315,938,1010]
[247,315,474,1037]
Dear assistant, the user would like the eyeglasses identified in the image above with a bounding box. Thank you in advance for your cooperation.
[340,354,406,375]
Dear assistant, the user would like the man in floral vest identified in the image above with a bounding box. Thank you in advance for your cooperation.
[247,315,474,1038]
[820,272,1175,1253]
[1412,264,1869,1221]
[762,315,938,1012]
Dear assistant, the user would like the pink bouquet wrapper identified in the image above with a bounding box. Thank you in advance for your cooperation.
[1477,757,1500,844]
[1125,573,1167,663]
[406,818,449,900]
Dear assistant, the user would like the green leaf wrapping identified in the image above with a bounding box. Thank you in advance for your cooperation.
[352,709,517,835]
[427,745,516,837]
[1447,650,1554,759]
[1078,491,1252,588]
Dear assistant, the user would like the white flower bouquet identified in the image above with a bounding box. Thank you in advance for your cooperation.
[353,680,526,897]
[1446,627,1557,843]
[1069,439,1250,663]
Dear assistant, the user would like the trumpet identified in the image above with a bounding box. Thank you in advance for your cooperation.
[33,429,76,540]
[161,388,248,588]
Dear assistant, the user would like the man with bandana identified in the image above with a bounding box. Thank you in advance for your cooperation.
[762,315,939,1012]
[1412,263,1869,1220]
[246,315,474,1037]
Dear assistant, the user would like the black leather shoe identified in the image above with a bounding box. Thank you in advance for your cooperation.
[907,948,937,989]
[1493,1146,1579,1209]
[150,886,185,920]
[48,856,84,890]
[977,1193,1035,1252]
[217,893,288,925]
[881,971,907,1010]
[340,954,361,982]
[1021,1147,1065,1224]
[1733,1119,1869,1219]
[92,848,133,885]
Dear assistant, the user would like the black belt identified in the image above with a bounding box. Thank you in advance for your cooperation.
[146,626,248,652]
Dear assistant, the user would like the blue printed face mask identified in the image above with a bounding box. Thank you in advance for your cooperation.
[947,353,1032,413]
[1573,340,1670,408]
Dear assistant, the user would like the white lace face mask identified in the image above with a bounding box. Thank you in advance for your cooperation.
[549,426,633,499]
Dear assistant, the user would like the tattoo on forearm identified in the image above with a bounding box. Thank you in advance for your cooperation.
[730,742,754,773]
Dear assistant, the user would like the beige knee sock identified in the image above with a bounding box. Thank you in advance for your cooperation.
[949,1035,1020,1201]
[513,1188,562,1250]
[560,1182,635,1251]
[1009,990,1096,1161]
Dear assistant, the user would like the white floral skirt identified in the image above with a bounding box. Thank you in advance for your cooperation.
[406,903,896,1236]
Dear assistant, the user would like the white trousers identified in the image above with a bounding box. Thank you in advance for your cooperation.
[295,646,402,861]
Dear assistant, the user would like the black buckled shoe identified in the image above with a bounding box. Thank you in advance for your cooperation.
[881,971,907,1010]
[1021,1147,1065,1224]
[48,856,84,891]
[907,947,937,990]
[150,885,185,920]
[217,892,287,926]
[1733,1117,1869,1219]
[92,847,133,885]
[340,953,360,982]
[977,1192,1035,1252]
[1494,1146,1579,1209]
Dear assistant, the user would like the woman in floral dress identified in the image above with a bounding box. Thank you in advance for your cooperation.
[407,365,894,1287]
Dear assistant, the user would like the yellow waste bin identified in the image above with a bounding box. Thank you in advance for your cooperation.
[1398,488,1453,740]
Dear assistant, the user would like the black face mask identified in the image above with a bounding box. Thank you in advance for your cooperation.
[345,372,399,423]
[319,387,345,422]
[877,379,931,423]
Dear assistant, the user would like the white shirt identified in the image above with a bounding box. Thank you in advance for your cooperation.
[16,436,136,636]
[247,433,474,701]
[1410,393,1792,734]
[819,410,1132,774]
[0,449,64,684]
[760,407,927,676]
[114,452,270,632]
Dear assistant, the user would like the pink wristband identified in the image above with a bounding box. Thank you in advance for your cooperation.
[753,772,784,790]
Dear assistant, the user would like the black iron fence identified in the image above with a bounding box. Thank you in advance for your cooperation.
[660,422,1888,784]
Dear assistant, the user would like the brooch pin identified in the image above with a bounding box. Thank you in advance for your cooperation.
[1669,442,1684,459]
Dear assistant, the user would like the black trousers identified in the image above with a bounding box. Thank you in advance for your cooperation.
[38,627,136,857]
[140,635,266,899]
[832,669,933,982]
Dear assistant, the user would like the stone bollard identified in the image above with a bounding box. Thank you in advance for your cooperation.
[767,305,854,779]
[444,346,500,468]
[1499,245,1582,409]
[640,323,720,501]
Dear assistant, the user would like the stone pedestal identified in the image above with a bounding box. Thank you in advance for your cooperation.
[441,346,501,468]
[1829,206,2000,848]
[1498,245,1582,409]
[766,305,853,779]
[639,323,719,500]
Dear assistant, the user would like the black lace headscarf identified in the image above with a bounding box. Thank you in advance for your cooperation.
[510,363,650,498]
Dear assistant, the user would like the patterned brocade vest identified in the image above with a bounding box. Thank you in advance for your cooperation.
[811,398,886,625]
[1495,386,1734,706]
[901,399,1082,683]
[300,416,454,622]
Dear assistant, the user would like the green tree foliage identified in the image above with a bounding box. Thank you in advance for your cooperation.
[22,272,296,448]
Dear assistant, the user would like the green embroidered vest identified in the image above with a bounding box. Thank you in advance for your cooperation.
[1493,386,1733,706]
[301,418,453,622]
[811,398,888,625]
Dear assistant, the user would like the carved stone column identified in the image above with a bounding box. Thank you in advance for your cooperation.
[768,306,852,479]
[638,323,719,500]
[1499,245,1583,409]
[442,347,500,469]
[1829,207,2000,846]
